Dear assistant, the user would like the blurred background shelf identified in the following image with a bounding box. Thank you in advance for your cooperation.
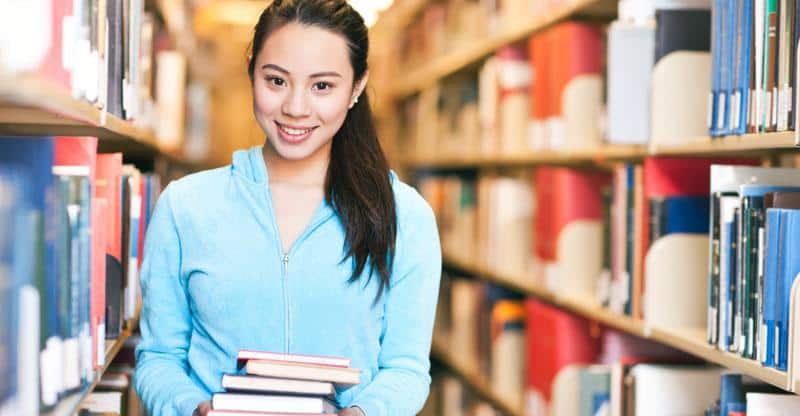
[442,251,794,393]
[391,0,618,98]
[400,133,799,169]
[430,339,525,416]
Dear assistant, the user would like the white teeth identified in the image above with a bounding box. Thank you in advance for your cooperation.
[279,124,312,136]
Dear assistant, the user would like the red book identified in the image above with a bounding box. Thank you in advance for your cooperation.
[546,22,602,120]
[533,167,610,262]
[526,298,600,413]
[54,137,98,186]
[137,178,147,271]
[237,350,351,369]
[643,157,756,198]
[96,153,123,260]
[528,32,549,127]
[38,0,71,89]
[91,197,108,368]
[96,153,124,337]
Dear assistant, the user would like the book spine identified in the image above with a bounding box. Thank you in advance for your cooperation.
[709,192,722,345]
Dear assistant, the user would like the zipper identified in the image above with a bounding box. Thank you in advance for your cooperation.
[281,253,290,353]
[264,187,334,354]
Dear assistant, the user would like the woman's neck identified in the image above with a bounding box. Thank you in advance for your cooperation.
[261,141,331,187]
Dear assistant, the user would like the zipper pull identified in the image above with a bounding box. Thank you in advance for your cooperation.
[283,254,289,267]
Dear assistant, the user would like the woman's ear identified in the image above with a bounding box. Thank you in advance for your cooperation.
[350,71,369,108]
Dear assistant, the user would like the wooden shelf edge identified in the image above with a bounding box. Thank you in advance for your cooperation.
[0,73,210,169]
[391,0,611,98]
[430,339,524,416]
[400,133,799,169]
[42,327,134,416]
[441,251,794,393]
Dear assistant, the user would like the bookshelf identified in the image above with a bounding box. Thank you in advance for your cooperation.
[441,251,793,393]
[41,327,134,416]
[390,0,617,98]
[430,339,524,416]
[399,133,798,169]
[0,74,205,168]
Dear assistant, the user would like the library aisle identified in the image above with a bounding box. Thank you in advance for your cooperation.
[2,0,800,416]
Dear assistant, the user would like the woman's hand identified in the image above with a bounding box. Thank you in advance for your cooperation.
[339,406,365,416]
[192,400,212,416]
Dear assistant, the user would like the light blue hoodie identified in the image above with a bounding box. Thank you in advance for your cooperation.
[134,146,442,416]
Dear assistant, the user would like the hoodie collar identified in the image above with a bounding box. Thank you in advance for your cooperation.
[231,145,269,185]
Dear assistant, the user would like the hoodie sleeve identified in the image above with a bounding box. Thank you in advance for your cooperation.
[350,195,442,416]
[134,185,210,416]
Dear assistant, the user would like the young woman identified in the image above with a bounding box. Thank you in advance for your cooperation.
[133,1,442,415]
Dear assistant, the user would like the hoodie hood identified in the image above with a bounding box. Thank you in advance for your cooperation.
[231,145,269,184]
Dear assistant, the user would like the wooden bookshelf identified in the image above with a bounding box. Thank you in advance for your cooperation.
[391,0,617,98]
[42,328,133,416]
[442,251,794,393]
[400,133,799,169]
[430,339,524,416]
[0,74,206,168]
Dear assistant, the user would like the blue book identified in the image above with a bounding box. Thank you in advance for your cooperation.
[0,167,27,406]
[650,196,710,243]
[738,185,800,358]
[776,208,800,370]
[762,208,782,367]
[734,0,753,135]
[720,0,736,136]
[720,373,745,416]
[0,137,53,408]
[723,208,739,350]
[710,0,724,136]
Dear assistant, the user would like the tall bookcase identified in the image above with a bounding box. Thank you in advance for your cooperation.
[0,4,207,415]
[378,0,800,414]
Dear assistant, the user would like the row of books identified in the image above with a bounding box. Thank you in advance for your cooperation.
[434,271,800,415]
[436,274,528,408]
[706,165,800,371]
[397,0,566,72]
[0,136,161,415]
[400,7,731,159]
[418,158,800,368]
[708,0,800,136]
[0,0,152,121]
[0,1,209,157]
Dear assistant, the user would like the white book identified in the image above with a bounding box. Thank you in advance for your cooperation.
[245,360,360,386]
[212,393,336,414]
[746,392,800,415]
[221,375,335,397]
[631,365,722,415]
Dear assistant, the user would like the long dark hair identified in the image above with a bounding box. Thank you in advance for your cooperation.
[248,0,396,302]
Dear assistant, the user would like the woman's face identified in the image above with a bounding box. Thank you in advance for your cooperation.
[251,22,366,161]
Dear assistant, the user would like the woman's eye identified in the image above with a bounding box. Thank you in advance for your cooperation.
[313,82,332,91]
[267,77,285,87]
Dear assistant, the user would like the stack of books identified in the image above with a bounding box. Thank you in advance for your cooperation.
[208,350,361,415]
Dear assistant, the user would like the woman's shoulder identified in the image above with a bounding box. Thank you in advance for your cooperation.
[160,165,233,204]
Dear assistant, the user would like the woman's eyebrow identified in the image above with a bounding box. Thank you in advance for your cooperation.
[261,64,342,79]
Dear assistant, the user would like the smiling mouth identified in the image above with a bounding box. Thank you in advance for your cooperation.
[275,121,318,136]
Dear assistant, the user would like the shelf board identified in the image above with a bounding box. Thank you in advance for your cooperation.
[441,251,793,392]
[430,339,524,416]
[649,131,798,156]
[402,144,646,169]
[0,74,208,168]
[401,133,799,169]
[42,329,133,416]
[391,0,617,98]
